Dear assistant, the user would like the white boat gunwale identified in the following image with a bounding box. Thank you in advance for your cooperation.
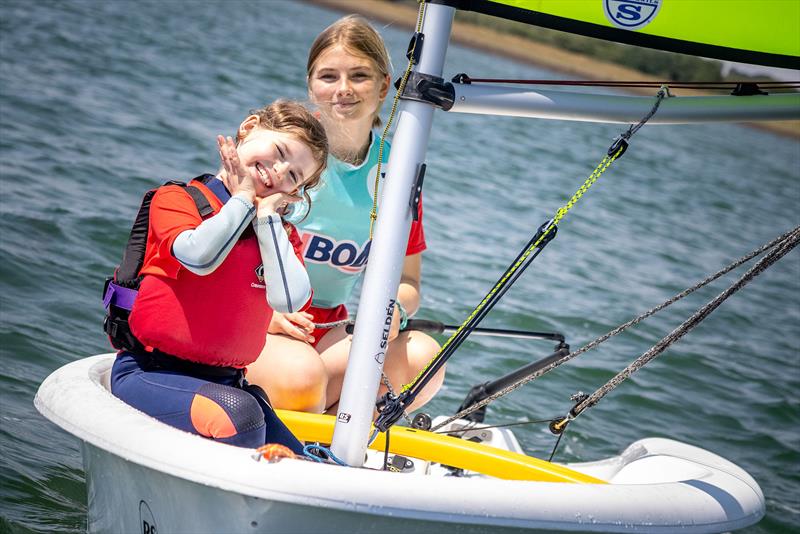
[35,353,766,533]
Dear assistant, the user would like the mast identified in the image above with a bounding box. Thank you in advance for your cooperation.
[329,3,455,466]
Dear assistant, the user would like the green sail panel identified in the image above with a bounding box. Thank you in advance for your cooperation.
[433,0,800,69]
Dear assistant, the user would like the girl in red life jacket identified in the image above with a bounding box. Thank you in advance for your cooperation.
[110,100,327,450]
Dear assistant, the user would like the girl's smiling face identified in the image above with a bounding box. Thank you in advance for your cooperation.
[308,44,389,126]
[236,123,319,198]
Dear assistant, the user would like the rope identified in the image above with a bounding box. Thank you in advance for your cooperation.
[456,77,800,90]
[433,418,556,435]
[400,150,620,395]
[313,318,351,330]
[369,0,427,239]
[570,225,800,418]
[371,89,668,434]
[402,89,667,399]
[618,86,668,141]
[382,428,391,470]
[431,225,800,431]
[302,443,348,466]
[548,428,566,462]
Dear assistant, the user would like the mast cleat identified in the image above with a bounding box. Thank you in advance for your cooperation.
[374,391,411,433]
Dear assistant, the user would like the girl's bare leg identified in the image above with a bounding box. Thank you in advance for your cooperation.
[318,328,443,414]
[248,334,328,413]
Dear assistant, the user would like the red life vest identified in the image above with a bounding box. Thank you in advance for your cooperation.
[128,179,271,368]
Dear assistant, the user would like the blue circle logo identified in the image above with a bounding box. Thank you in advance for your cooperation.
[604,0,662,30]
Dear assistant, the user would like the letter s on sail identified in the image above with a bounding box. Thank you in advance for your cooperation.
[604,0,662,30]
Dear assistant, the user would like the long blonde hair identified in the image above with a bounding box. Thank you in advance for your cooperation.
[306,15,392,128]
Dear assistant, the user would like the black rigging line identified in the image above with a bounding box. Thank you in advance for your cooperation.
[456,76,800,91]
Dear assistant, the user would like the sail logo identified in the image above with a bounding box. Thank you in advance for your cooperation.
[604,0,662,30]
[299,231,371,273]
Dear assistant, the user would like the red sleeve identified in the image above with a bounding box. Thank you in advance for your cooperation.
[405,195,427,256]
[140,185,204,279]
[284,221,312,311]
[284,221,306,265]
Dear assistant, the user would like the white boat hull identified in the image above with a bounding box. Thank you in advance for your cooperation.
[35,355,765,533]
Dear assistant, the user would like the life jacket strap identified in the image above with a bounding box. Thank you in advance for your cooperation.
[128,348,243,380]
[184,183,214,218]
[103,312,142,352]
[103,278,138,310]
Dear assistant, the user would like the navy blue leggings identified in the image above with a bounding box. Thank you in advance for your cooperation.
[111,352,303,452]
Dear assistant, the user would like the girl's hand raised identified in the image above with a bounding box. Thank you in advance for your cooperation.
[217,135,256,202]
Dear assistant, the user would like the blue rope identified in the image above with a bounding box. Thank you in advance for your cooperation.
[302,443,348,466]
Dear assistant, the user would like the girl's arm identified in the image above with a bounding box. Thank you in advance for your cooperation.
[398,253,422,316]
[253,201,312,314]
[172,134,262,275]
[387,253,422,341]
[171,193,255,275]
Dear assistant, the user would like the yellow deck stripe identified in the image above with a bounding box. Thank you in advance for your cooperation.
[277,410,606,484]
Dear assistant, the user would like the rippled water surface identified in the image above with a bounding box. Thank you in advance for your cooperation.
[1,1,798,532]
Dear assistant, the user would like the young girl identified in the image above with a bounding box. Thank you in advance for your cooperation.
[247,16,444,415]
[110,100,327,450]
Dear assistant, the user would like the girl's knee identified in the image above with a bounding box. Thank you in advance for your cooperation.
[403,333,445,411]
[190,383,265,447]
[407,333,442,371]
[275,357,328,412]
[256,351,328,412]
[287,358,328,392]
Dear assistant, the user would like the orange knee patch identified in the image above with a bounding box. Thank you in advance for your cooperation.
[190,394,237,439]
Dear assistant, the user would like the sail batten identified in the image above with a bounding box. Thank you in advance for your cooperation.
[433,0,800,69]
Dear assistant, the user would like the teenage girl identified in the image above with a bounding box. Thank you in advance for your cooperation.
[247,16,444,415]
[110,100,327,450]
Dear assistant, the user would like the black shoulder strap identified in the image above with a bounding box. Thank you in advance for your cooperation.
[115,178,218,284]
[186,174,221,218]
[116,188,157,284]
[185,186,214,218]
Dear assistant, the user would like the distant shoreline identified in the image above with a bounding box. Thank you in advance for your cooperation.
[307,0,799,139]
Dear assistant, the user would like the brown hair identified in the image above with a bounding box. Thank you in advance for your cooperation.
[246,100,328,211]
[306,15,392,128]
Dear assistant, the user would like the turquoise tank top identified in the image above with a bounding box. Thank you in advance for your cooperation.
[289,133,391,308]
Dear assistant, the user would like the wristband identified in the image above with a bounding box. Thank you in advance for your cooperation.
[395,301,409,330]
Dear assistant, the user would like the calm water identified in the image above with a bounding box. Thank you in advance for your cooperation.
[1,1,798,532]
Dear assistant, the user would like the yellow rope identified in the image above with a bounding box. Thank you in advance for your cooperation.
[369,0,427,239]
[401,146,625,393]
